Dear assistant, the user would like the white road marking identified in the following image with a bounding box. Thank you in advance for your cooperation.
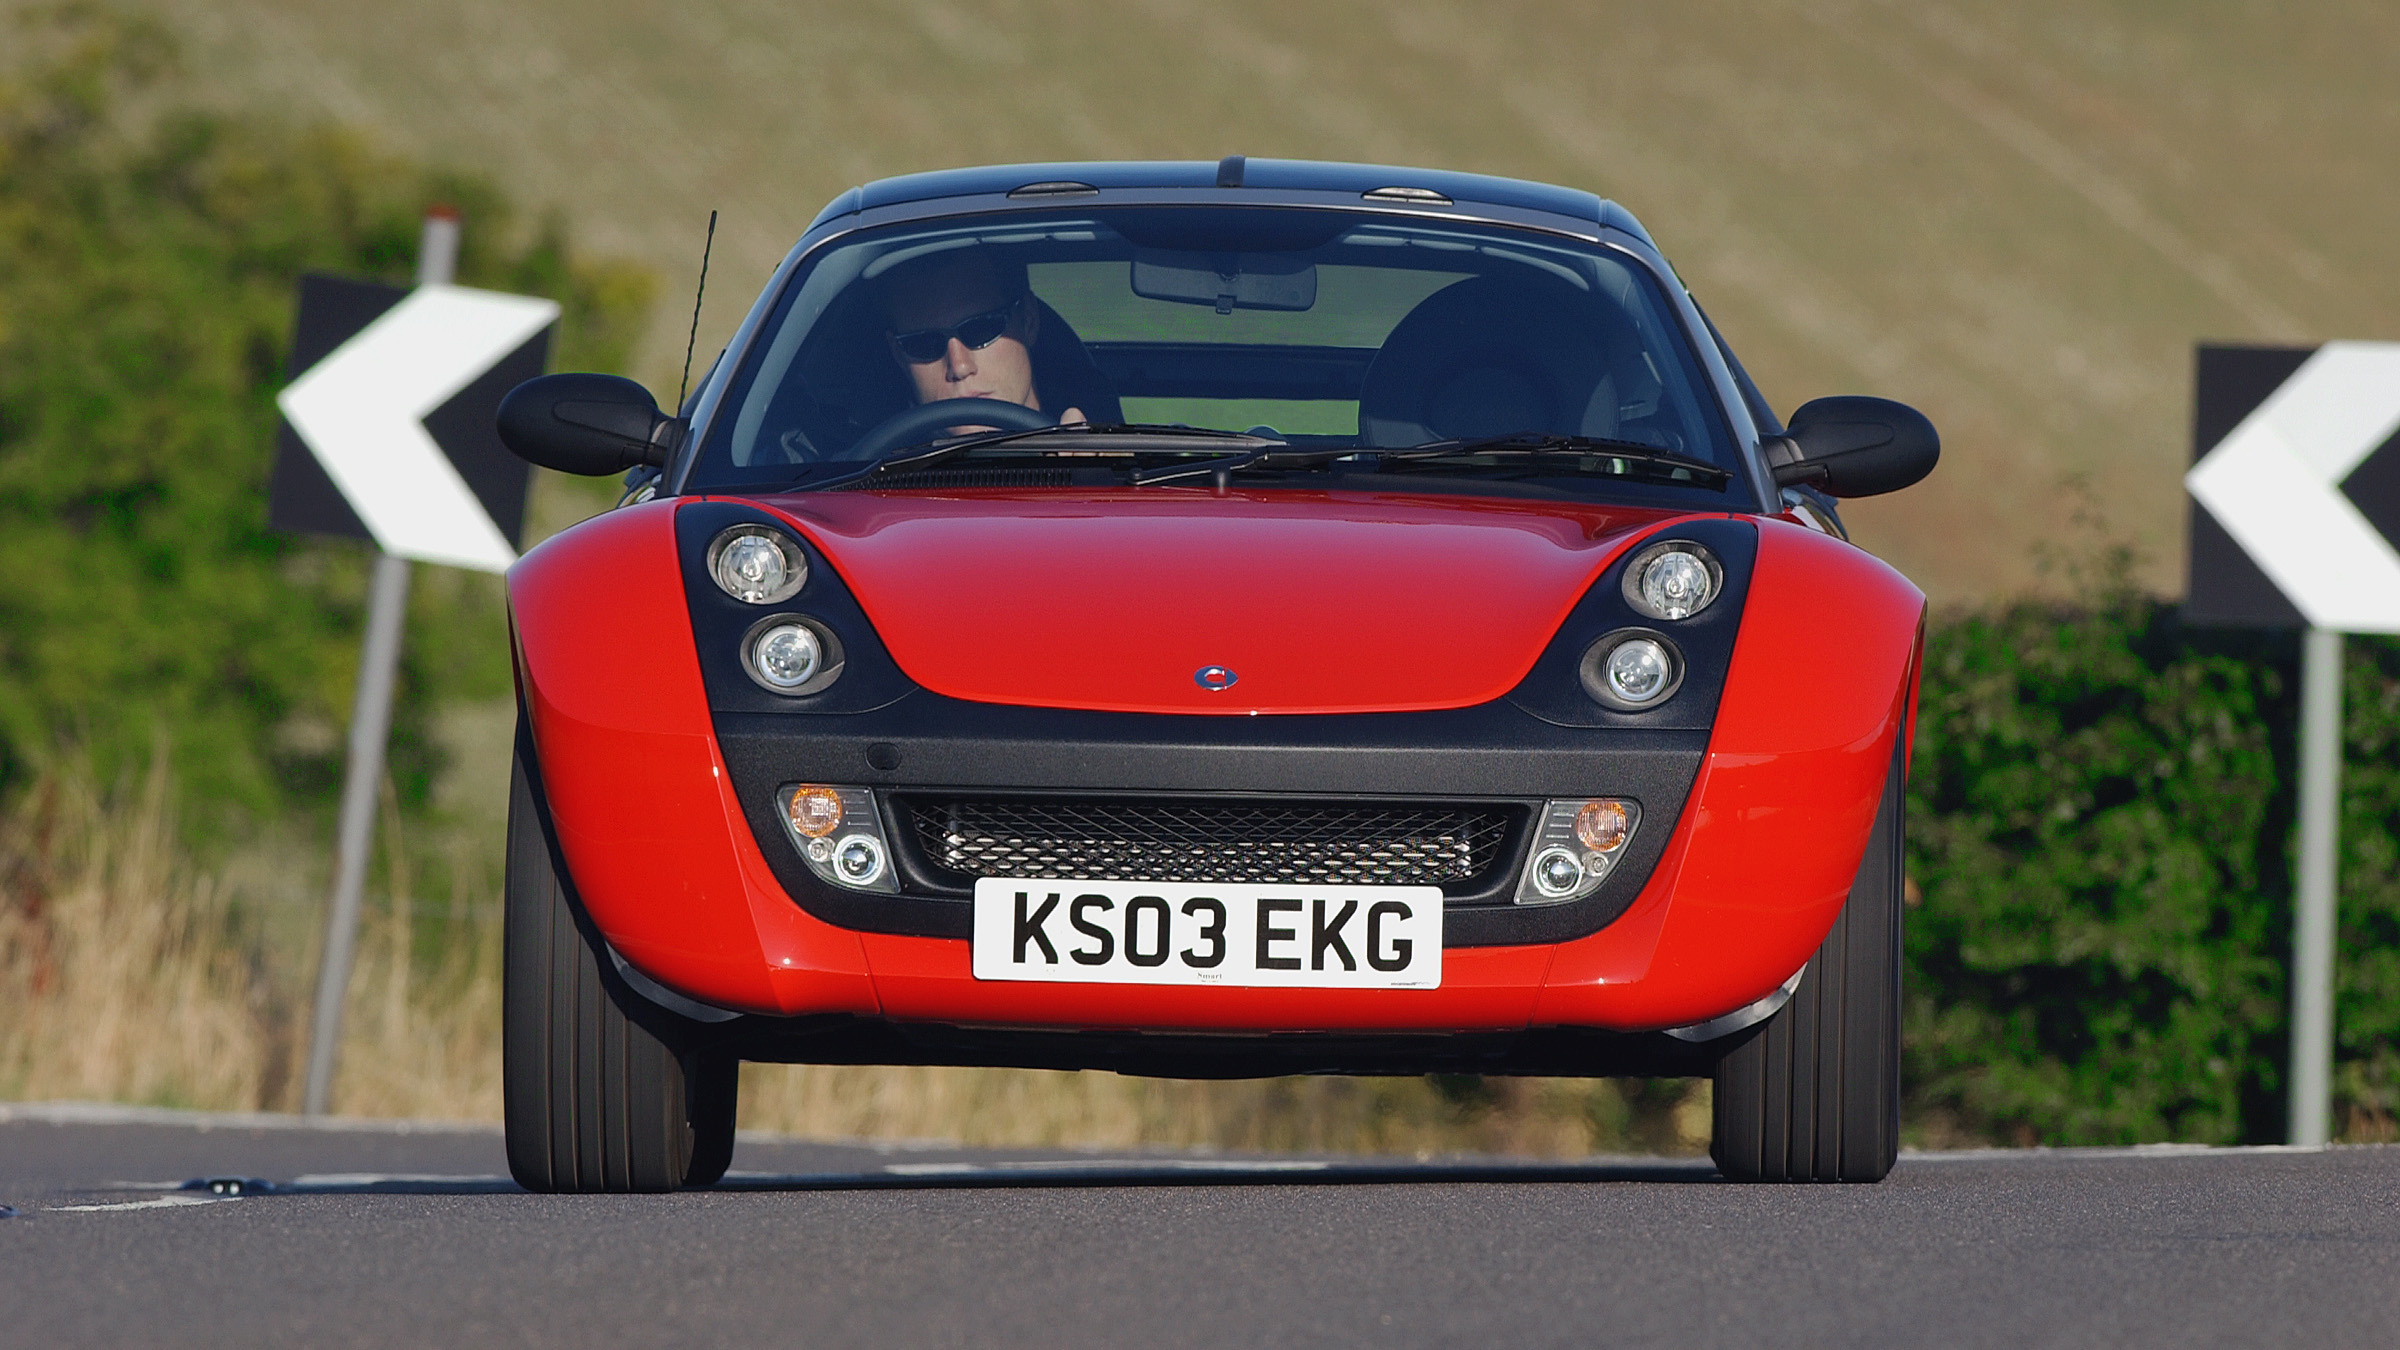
[880,1158,1336,1177]
[49,1195,237,1214]
[285,1173,511,1188]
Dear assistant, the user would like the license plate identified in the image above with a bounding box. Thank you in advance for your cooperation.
[971,879,1443,989]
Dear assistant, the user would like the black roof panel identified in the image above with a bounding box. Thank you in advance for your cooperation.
[821,158,1651,246]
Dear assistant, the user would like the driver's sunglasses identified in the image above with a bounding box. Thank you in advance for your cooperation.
[889,298,1021,365]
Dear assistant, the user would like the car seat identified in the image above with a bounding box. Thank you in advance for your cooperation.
[1356,274,1642,448]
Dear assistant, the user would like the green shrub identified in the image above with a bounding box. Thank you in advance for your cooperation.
[1904,576,2400,1145]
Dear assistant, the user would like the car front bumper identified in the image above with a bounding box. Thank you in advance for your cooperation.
[511,498,1917,1057]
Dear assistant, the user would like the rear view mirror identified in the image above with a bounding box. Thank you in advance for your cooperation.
[1765,396,1939,498]
[496,373,684,476]
[1131,251,1317,312]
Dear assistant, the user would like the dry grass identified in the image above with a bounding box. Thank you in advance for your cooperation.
[736,1064,1706,1158]
[0,753,1709,1157]
[0,752,503,1119]
[0,757,291,1111]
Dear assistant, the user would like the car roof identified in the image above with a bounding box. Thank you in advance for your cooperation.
[807,157,1655,248]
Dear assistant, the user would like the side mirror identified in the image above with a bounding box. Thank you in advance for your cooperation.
[1763,396,1939,497]
[496,373,685,476]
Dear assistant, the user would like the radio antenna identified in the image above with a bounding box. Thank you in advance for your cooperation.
[676,209,718,413]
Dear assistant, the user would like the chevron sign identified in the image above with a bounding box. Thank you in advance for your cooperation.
[268,274,558,573]
[2185,342,2400,632]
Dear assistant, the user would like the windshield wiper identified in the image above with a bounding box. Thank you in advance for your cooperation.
[1136,435,1734,489]
[1380,433,1732,487]
[811,422,1277,491]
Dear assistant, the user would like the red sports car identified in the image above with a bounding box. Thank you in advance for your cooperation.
[495,158,1936,1191]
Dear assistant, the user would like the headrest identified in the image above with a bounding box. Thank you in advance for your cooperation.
[1356,274,1635,447]
[1028,298,1122,425]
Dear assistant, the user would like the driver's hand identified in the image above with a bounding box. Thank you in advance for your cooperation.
[1059,406,1086,426]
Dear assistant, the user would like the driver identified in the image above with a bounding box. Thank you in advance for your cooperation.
[880,246,1082,427]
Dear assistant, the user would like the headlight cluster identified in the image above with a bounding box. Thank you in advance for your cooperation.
[711,525,846,696]
[1581,630,1683,710]
[709,526,806,604]
[1581,540,1722,712]
[752,622,825,687]
[1622,540,1721,621]
[778,783,897,892]
[1514,798,1640,904]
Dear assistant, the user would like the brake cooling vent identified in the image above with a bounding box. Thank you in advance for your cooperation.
[899,796,1523,892]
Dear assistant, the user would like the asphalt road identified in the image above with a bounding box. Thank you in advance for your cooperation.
[2,1103,2394,1348]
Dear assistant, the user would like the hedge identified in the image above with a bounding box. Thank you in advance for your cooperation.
[1904,579,2400,1144]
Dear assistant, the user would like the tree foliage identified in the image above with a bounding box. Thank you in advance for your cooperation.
[0,7,653,834]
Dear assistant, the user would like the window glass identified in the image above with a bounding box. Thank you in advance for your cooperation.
[687,207,1737,503]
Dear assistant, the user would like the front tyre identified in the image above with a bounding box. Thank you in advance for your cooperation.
[1710,747,1904,1182]
[503,727,739,1192]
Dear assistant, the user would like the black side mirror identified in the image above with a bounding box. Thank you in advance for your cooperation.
[1763,396,1939,497]
[496,373,685,476]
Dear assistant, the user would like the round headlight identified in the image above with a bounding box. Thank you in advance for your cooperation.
[1622,542,1721,621]
[751,623,823,688]
[1606,638,1674,704]
[709,527,806,605]
[1579,630,1684,710]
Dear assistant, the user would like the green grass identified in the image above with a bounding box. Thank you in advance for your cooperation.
[119,0,2400,601]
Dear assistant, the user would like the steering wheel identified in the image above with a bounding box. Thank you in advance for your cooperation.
[847,398,1057,460]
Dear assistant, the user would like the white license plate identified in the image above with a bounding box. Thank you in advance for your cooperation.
[971,879,1443,989]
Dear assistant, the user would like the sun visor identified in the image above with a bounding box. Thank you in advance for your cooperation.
[1131,250,1318,312]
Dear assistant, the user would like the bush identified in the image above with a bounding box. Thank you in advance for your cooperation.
[1904,573,2400,1145]
[0,7,653,836]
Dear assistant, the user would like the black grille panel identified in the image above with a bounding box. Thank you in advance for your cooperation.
[900,796,1523,891]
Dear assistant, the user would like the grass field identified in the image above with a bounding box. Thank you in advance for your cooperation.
[116,0,2400,601]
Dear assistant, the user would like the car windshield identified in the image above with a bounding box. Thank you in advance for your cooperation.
[685,206,1740,502]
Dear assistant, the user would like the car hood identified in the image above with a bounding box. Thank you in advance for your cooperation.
[750,488,1699,715]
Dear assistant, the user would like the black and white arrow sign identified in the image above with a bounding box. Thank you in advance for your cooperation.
[2185,341,2400,633]
[271,275,558,573]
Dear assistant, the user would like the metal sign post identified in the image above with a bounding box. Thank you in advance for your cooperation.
[2185,340,2400,1147]
[300,210,457,1117]
[276,207,556,1116]
[2288,628,2343,1147]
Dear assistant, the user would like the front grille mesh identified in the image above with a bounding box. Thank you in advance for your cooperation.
[902,797,1518,890]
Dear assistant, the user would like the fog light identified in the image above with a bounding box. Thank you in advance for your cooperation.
[751,622,823,688]
[785,785,843,838]
[1574,799,1632,853]
[776,784,896,892]
[1606,638,1672,704]
[709,527,806,604]
[1516,798,1642,905]
[1531,846,1586,898]
[833,833,887,886]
